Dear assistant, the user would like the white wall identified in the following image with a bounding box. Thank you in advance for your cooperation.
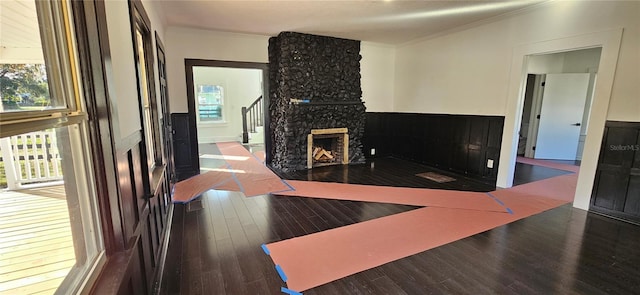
[165,27,269,114]
[562,48,601,73]
[527,54,565,74]
[192,67,262,143]
[361,42,395,112]
[165,26,397,114]
[104,0,140,139]
[103,0,166,140]
[394,1,639,121]
[393,0,639,210]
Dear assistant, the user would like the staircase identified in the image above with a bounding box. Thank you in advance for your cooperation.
[241,95,264,144]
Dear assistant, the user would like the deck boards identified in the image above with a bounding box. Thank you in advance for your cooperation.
[0,186,74,295]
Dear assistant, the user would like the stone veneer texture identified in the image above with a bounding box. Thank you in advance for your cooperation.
[268,32,366,171]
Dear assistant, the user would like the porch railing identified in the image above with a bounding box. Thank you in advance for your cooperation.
[0,130,63,190]
[241,95,264,143]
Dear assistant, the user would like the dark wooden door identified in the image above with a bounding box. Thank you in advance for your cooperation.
[171,113,199,180]
[591,121,640,224]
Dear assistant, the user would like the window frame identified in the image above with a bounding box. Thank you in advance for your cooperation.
[0,0,107,293]
[0,0,85,138]
[129,0,162,170]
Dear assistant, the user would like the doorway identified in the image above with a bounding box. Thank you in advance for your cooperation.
[497,29,622,210]
[184,60,269,173]
[512,47,603,191]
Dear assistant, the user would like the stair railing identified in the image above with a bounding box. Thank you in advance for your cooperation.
[241,95,263,143]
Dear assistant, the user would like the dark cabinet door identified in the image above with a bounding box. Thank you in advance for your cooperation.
[171,113,199,180]
[591,121,640,225]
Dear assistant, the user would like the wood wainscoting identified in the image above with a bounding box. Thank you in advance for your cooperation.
[92,132,173,294]
[363,112,504,185]
[591,121,640,225]
[73,0,175,293]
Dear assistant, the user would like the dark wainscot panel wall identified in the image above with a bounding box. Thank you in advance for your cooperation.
[591,121,640,225]
[363,112,504,184]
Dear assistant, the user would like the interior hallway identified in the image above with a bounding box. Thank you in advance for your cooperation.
[160,144,640,294]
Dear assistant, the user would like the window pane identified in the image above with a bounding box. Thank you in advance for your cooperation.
[0,1,66,113]
[135,27,156,166]
[196,84,223,122]
[0,124,103,294]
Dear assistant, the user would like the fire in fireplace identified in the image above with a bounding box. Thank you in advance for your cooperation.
[307,128,349,168]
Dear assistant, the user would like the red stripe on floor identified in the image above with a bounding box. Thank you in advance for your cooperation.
[277,181,507,212]
[268,207,513,292]
[254,150,266,162]
[217,142,291,197]
[173,142,290,202]
[267,173,577,292]
[172,170,241,203]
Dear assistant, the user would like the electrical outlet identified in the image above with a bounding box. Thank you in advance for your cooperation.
[371,148,376,156]
[487,159,494,168]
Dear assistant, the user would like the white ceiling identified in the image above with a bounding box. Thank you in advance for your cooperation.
[155,0,545,44]
[0,0,40,48]
[0,0,43,63]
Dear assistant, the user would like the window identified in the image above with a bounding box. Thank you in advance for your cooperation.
[0,0,104,293]
[196,84,224,122]
[0,1,78,122]
[131,1,161,169]
[0,64,55,111]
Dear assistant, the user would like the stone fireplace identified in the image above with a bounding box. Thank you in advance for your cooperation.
[268,32,366,171]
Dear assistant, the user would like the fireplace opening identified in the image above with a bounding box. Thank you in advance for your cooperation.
[307,128,349,168]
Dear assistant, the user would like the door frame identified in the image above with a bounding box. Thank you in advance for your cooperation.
[524,74,545,158]
[497,29,623,210]
[155,32,174,180]
[184,59,270,164]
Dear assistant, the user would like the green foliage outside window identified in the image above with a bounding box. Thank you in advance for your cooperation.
[0,64,50,111]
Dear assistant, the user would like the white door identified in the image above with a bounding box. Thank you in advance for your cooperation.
[535,73,590,160]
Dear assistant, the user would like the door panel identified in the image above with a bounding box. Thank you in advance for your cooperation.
[591,121,640,225]
[624,175,640,215]
[172,113,199,180]
[535,73,590,160]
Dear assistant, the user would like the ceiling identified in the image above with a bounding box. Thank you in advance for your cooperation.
[0,0,44,63]
[154,0,545,45]
[0,0,40,48]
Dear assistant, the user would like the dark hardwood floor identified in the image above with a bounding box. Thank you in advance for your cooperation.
[277,157,573,191]
[160,151,639,295]
[160,192,421,294]
[276,157,496,192]
[512,162,573,186]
